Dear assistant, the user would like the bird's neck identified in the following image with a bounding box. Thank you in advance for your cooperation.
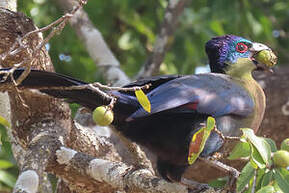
[225,58,256,80]
[225,59,266,132]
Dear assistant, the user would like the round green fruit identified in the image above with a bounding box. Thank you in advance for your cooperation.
[92,106,114,126]
[255,50,277,67]
[273,150,289,168]
[281,138,289,152]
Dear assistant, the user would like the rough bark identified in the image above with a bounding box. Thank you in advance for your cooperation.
[0,0,17,11]
[0,7,71,193]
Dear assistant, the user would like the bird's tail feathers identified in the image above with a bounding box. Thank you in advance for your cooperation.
[0,68,138,115]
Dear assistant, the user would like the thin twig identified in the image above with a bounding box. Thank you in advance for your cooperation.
[0,0,88,111]
[17,82,151,93]
[213,126,241,141]
[0,37,22,62]
[22,0,87,40]
[92,82,151,91]
[15,1,87,85]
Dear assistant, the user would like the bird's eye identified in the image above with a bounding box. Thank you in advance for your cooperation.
[236,42,248,53]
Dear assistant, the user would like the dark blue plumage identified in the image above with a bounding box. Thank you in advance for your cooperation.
[0,35,276,182]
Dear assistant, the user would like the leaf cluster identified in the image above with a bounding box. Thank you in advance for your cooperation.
[216,128,289,193]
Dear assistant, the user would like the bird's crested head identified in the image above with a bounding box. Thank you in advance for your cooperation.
[205,35,277,77]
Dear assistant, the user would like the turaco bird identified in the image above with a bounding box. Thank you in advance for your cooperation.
[0,35,277,182]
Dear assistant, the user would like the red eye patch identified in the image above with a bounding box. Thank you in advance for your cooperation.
[236,42,248,53]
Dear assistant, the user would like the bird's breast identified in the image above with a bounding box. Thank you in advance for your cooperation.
[233,77,266,133]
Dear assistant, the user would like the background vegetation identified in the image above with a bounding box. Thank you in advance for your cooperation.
[18,0,289,82]
[1,0,289,192]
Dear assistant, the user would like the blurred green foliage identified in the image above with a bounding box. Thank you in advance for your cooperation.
[18,0,289,83]
[0,120,18,192]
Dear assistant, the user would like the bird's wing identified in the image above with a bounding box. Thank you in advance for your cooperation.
[129,73,254,119]
[119,74,183,96]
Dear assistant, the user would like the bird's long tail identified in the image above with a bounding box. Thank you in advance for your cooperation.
[0,68,139,117]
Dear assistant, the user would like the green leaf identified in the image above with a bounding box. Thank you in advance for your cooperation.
[0,125,13,158]
[256,185,275,193]
[237,162,255,192]
[206,116,215,130]
[241,128,271,166]
[228,141,250,160]
[188,116,215,165]
[279,167,289,182]
[250,144,266,169]
[273,168,289,193]
[0,116,10,128]
[261,170,273,187]
[208,177,227,188]
[264,138,277,152]
[255,168,266,190]
[272,181,283,193]
[0,170,16,188]
[135,89,151,113]
[0,160,14,169]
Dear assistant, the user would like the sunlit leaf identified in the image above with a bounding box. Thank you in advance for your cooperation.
[228,141,250,160]
[237,162,255,192]
[118,32,134,50]
[135,89,151,113]
[0,116,10,128]
[250,144,266,169]
[272,182,283,193]
[188,116,215,165]
[241,128,271,166]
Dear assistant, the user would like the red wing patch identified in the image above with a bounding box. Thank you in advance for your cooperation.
[189,131,204,154]
[184,102,198,110]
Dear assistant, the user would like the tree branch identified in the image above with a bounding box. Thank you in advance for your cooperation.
[0,7,71,193]
[137,0,190,78]
[52,146,188,193]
